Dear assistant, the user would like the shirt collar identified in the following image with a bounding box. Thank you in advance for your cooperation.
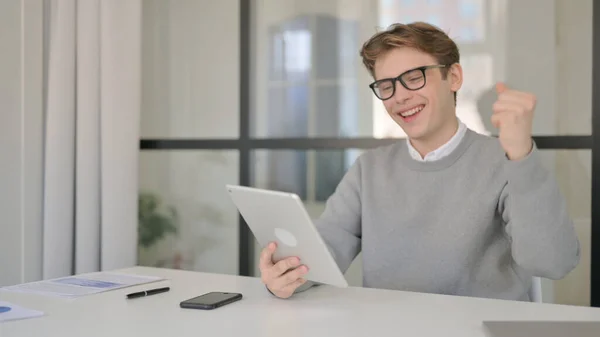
[407,119,467,162]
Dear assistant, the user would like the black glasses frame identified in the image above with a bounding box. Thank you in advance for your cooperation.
[369,64,447,100]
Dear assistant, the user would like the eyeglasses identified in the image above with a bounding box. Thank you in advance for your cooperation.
[369,64,447,101]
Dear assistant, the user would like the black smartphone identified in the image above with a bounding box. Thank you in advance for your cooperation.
[179,292,242,310]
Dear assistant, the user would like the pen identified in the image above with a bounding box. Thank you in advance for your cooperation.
[126,286,170,299]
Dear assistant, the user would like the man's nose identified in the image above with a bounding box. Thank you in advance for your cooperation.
[393,81,412,104]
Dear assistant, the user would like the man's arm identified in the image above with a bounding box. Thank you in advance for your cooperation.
[499,145,580,280]
[287,156,363,295]
[313,156,363,274]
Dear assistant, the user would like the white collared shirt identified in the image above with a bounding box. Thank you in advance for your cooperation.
[407,119,467,162]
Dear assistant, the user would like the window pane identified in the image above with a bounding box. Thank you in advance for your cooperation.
[251,0,592,137]
[250,148,591,306]
[138,150,239,275]
[250,0,372,138]
[542,150,592,307]
[141,0,239,138]
[264,84,309,137]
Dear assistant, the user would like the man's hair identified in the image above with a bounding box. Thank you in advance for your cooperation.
[359,21,460,101]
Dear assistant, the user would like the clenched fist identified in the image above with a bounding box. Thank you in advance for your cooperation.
[491,82,535,161]
[259,242,309,299]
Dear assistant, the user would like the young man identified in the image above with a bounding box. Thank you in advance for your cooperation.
[259,22,580,301]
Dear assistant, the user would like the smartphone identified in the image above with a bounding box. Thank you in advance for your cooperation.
[179,292,242,310]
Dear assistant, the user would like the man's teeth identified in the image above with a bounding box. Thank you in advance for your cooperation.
[400,105,424,117]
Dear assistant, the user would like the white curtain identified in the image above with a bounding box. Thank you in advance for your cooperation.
[43,0,141,279]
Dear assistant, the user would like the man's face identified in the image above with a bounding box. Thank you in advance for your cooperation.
[372,47,462,142]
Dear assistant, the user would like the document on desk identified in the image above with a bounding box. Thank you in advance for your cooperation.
[1,272,166,299]
[0,301,44,322]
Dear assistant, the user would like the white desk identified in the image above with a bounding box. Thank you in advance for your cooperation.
[1,266,599,337]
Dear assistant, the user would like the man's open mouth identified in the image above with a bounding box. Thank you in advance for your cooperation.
[397,104,425,121]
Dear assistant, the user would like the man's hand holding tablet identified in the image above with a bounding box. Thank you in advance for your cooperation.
[259,242,309,299]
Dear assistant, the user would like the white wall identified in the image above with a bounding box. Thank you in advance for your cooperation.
[0,0,44,286]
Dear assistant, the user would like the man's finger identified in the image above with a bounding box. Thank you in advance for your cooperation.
[259,242,277,271]
[271,265,308,290]
[492,101,523,115]
[491,110,521,128]
[497,91,533,106]
[273,256,301,277]
[496,82,508,94]
[281,265,308,285]
[491,113,503,128]
[280,278,307,296]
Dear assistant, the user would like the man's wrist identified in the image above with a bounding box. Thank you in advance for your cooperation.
[504,141,548,193]
[505,139,534,161]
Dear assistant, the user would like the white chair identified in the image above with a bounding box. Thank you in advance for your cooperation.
[529,276,543,303]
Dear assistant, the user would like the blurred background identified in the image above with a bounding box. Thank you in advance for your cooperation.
[1,0,596,308]
[139,0,594,306]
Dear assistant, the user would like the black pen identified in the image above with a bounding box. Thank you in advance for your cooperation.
[126,286,170,299]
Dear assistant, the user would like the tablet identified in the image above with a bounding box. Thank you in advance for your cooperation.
[226,184,348,288]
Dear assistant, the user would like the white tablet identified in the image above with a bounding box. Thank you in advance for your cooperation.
[225,184,348,288]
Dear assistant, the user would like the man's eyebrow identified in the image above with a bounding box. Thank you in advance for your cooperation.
[376,67,418,80]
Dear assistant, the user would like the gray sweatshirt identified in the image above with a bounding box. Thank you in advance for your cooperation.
[308,128,580,301]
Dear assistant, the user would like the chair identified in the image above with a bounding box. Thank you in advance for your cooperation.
[529,276,543,303]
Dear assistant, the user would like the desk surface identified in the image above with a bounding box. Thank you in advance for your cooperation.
[1,266,599,337]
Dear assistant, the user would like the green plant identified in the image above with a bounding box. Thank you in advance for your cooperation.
[138,192,179,248]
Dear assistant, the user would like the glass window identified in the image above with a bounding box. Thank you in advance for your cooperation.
[251,0,591,138]
[459,1,479,19]
[459,27,476,41]
[138,150,240,275]
[140,0,239,138]
[251,149,362,202]
[542,150,592,306]
[427,15,441,27]
[283,30,311,74]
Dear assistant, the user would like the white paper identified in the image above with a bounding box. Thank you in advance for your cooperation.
[1,272,166,298]
[0,301,44,322]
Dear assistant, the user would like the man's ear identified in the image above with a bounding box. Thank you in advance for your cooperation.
[448,63,463,92]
